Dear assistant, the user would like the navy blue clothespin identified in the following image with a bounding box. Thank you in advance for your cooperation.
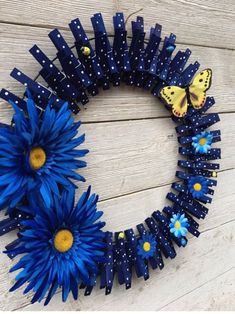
[113,232,132,289]
[172,181,213,205]
[178,128,221,145]
[83,273,97,296]
[152,209,189,247]
[167,191,207,219]
[0,89,27,111]
[136,223,164,270]
[194,113,220,132]
[124,228,148,280]
[113,13,131,75]
[175,123,193,135]
[30,45,81,113]
[156,33,176,78]
[0,206,32,238]
[176,110,220,136]
[100,232,114,295]
[176,171,217,186]
[163,205,200,240]
[166,49,191,85]
[186,96,215,122]
[179,147,221,161]
[196,96,216,114]
[39,68,80,114]
[48,29,93,104]
[5,237,23,259]
[181,191,210,217]
[69,18,104,95]
[91,13,119,88]
[136,224,153,274]
[135,23,162,89]
[0,217,19,236]
[4,234,27,259]
[178,159,220,172]
[125,16,145,86]
[151,33,176,96]
[10,68,64,109]
[145,217,176,259]
[163,205,199,232]
[175,97,215,133]
[176,61,200,87]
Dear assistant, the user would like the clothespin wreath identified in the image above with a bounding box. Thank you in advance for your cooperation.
[0,12,221,305]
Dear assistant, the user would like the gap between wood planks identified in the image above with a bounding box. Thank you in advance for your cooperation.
[80,110,235,124]
[171,0,235,16]
[96,165,233,205]
[0,20,234,52]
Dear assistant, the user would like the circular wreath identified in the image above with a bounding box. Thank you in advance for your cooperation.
[0,12,221,305]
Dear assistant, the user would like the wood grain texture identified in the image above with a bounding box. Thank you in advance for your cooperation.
[0,0,235,48]
[0,0,235,311]
[78,112,231,201]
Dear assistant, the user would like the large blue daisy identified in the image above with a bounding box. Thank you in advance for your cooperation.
[0,96,88,210]
[6,186,106,305]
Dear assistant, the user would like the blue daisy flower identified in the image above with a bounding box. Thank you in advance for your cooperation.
[188,175,209,199]
[0,96,89,210]
[192,131,213,154]
[169,213,189,238]
[137,233,156,259]
[6,186,106,305]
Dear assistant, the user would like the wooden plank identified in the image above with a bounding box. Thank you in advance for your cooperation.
[0,24,234,122]
[160,267,235,311]
[72,111,230,201]
[0,0,234,49]
[98,167,235,233]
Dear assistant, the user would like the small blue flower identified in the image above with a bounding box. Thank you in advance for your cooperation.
[137,233,156,259]
[192,131,213,154]
[6,187,106,305]
[169,213,189,238]
[0,96,89,210]
[188,175,209,199]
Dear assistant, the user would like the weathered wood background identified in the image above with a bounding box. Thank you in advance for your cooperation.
[0,0,235,311]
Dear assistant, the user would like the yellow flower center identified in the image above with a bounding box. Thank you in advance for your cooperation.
[29,147,46,170]
[193,183,202,191]
[199,137,207,145]
[143,242,151,252]
[81,46,91,56]
[54,229,74,253]
[174,221,181,229]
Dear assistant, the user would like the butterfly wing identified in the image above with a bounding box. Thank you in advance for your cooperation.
[189,68,212,109]
[160,86,188,117]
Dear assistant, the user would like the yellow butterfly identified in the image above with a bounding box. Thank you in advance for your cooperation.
[159,69,212,117]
